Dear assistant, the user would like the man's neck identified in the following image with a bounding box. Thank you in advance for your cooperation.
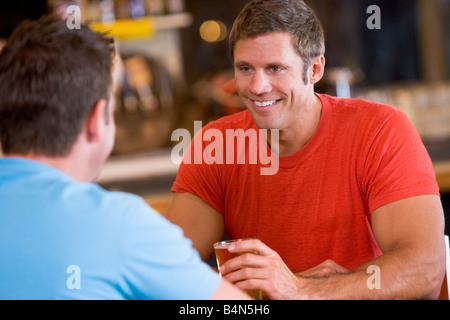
[268,94,323,157]
[5,153,91,182]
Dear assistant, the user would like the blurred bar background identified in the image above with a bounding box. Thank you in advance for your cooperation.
[0,0,449,233]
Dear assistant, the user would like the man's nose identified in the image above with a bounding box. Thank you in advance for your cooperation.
[249,70,272,95]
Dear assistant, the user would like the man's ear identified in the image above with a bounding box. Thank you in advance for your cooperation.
[310,56,325,85]
[85,99,107,143]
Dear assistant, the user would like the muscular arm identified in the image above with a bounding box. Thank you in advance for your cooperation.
[298,194,446,299]
[165,192,225,262]
[221,195,446,299]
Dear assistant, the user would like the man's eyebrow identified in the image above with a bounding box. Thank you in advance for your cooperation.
[234,60,289,69]
[234,60,251,68]
[234,60,291,70]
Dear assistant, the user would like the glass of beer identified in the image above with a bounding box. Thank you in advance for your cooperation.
[213,238,263,300]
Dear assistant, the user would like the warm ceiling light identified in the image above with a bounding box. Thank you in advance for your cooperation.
[199,20,227,42]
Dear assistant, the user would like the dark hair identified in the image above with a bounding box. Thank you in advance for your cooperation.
[0,14,115,156]
[229,0,325,84]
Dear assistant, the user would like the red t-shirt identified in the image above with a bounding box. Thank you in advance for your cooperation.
[172,94,440,272]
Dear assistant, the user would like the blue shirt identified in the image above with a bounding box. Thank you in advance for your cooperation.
[0,158,220,299]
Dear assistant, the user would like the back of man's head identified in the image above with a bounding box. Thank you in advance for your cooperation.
[0,14,115,157]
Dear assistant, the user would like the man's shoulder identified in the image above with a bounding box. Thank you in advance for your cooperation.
[320,94,407,127]
[323,94,402,117]
[81,182,153,214]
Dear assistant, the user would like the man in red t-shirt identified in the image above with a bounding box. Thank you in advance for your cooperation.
[167,0,446,299]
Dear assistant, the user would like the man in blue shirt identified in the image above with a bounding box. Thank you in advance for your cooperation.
[0,14,248,300]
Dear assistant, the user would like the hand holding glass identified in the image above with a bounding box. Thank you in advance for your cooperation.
[214,239,263,300]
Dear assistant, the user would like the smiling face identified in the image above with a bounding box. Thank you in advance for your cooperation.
[234,32,322,134]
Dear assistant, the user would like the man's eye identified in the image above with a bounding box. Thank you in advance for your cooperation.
[240,66,251,72]
[270,66,282,72]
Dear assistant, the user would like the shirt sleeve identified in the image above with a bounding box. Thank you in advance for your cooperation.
[118,196,221,300]
[171,124,226,214]
[361,109,440,213]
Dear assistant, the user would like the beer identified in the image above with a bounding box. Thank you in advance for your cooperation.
[214,239,263,300]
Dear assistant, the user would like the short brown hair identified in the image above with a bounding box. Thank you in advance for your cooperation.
[229,0,325,84]
[0,14,115,156]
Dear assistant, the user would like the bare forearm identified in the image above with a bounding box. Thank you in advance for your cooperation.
[298,196,447,300]
[296,249,444,300]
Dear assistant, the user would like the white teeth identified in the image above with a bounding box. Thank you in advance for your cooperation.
[254,100,277,107]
